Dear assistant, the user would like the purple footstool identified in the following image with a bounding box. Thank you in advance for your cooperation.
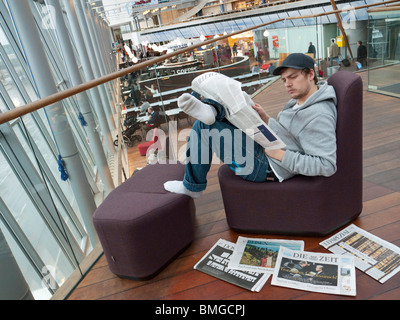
[93,162,195,280]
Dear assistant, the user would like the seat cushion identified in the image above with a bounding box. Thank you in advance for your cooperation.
[93,162,195,280]
[218,163,361,236]
[123,161,185,194]
[138,141,154,156]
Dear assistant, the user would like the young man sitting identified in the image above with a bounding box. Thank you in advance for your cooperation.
[164,53,338,199]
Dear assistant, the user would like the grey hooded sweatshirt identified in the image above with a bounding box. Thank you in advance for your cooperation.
[268,81,338,181]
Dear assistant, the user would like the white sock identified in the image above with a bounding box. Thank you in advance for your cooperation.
[178,93,217,125]
[164,180,203,199]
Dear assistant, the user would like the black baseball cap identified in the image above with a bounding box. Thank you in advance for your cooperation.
[273,53,315,76]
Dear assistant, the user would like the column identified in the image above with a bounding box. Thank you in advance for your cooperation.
[74,0,116,132]
[47,0,114,195]
[86,3,117,114]
[63,0,115,146]
[91,9,118,111]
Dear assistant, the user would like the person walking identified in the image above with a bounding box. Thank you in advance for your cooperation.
[329,39,341,67]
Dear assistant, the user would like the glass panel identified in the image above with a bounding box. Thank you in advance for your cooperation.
[260,15,272,24]
[250,17,263,26]
[355,7,369,21]
[0,92,7,112]
[225,20,240,33]
[298,9,316,26]
[172,29,184,38]
[234,19,247,31]
[0,0,107,300]
[323,5,338,24]
[160,31,170,42]
[310,7,331,25]
[367,9,400,98]
[289,11,306,27]
[13,124,84,244]
[0,152,75,299]
[0,55,25,108]
[0,28,38,102]
[202,24,214,36]
[179,27,193,39]
[214,22,227,35]
[206,24,217,36]
[242,17,256,28]
[0,219,52,300]
[0,53,85,225]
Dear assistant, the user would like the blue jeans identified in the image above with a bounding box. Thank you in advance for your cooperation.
[330,57,341,67]
[182,104,270,192]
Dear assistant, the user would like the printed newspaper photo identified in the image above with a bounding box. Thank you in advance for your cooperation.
[271,248,356,296]
[320,224,400,283]
[194,239,270,292]
[191,72,286,150]
[228,237,305,273]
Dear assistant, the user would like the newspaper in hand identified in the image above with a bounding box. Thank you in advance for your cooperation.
[192,72,286,150]
[194,239,270,292]
[271,247,356,296]
[228,236,304,274]
[320,224,400,283]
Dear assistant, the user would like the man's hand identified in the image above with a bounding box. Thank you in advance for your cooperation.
[252,103,270,124]
[252,104,284,161]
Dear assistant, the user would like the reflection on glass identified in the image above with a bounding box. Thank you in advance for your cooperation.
[0,152,75,299]
[367,9,400,98]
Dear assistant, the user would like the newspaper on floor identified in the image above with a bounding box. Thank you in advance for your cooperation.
[192,72,286,150]
[271,247,356,296]
[320,224,400,283]
[228,236,305,274]
[194,239,270,292]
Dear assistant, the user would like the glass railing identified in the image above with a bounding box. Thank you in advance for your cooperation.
[0,0,396,300]
[367,7,400,98]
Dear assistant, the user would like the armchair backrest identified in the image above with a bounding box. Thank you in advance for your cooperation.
[327,71,363,186]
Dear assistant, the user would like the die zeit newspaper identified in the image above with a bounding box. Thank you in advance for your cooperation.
[271,247,356,296]
[192,72,286,151]
[194,239,270,292]
[320,224,400,283]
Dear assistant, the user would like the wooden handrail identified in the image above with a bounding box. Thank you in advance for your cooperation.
[0,0,399,125]
[368,4,400,12]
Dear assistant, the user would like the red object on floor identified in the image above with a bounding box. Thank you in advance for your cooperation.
[138,141,153,156]
[138,128,158,156]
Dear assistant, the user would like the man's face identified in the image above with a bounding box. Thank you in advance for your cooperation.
[280,68,315,104]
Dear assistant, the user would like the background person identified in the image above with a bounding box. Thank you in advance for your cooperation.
[329,39,341,67]
[307,42,316,58]
[356,40,368,67]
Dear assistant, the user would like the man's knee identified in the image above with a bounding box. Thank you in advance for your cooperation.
[191,120,209,133]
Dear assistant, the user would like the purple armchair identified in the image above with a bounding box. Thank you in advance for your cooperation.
[218,71,363,236]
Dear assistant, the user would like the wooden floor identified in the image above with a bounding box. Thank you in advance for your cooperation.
[68,71,400,300]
